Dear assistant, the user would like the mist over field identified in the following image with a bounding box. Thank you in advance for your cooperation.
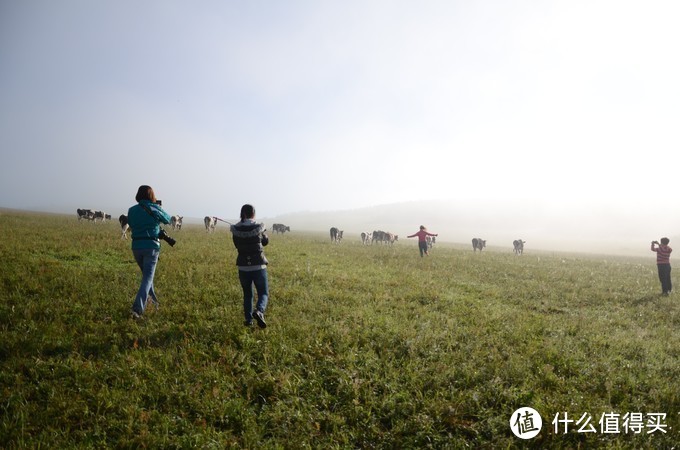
[6,195,673,258]
[2,1,679,259]
[266,199,674,257]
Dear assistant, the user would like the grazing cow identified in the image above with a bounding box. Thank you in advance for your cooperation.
[330,227,343,243]
[171,215,183,231]
[385,232,399,245]
[77,208,94,221]
[361,232,372,245]
[513,239,525,255]
[472,238,486,252]
[119,214,129,239]
[105,214,112,221]
[272,223,291,234]
[204,216,217,233]
[372,230,386,244]
[92,211,106,223]
[427,235,437,249]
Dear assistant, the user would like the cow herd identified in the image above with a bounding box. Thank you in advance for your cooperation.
[77,209,182,240]
[361,230,398,245]
[76,208,111,223]
[77,209,526,254]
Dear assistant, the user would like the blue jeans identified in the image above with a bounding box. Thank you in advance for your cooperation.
[132,248,160,315]
[239,269,269,322]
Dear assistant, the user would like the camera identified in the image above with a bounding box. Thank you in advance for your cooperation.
[156,200,162,206]
[158,228,176,247]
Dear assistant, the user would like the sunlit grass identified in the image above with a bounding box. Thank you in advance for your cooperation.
[0,210,678,448]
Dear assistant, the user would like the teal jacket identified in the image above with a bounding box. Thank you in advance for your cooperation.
[128,201,172,249]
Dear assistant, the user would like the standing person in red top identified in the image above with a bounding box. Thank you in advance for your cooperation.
[407,225,438,257]
[651,237,672,295]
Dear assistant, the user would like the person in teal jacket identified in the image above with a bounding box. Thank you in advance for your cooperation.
[128,185,172,318]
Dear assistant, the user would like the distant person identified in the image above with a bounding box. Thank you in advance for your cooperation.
[407,225,438,257]
[651,238,672,295]
[128,185,172,318]
[230,204,270,328]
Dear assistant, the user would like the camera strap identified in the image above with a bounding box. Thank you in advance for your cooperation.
[139,202,158,219]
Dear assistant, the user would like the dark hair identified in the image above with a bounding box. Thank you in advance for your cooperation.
[240,204,255,221]
[135,185,157,203]
[661,237,670,245]
[420,225,426,230]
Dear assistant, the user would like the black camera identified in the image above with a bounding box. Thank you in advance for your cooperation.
[156,200,162,206]
[158,228,176,247]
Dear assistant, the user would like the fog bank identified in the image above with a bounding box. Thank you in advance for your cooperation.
[267,200,677,257]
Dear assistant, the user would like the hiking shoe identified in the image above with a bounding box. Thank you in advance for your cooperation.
[131,311,142,320]
[253,310,267,329]
[244,321,253,327]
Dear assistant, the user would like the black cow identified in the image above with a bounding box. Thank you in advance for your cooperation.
[272,223,290,234]
[472,238,486,252]
[330,227,343,243]
[372,230,386,244]
[513,239,525,255]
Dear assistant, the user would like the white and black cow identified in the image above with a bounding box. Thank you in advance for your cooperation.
[92,211,106,223]
[171,215,183,231]
[472,238,486,252]
[360,232,372,245]
[204,216,217,233]
[272,223,290,234]
[119,214,129,239]
[372,230,385,244]
[513,239,525,255]
[77,208,94,221]
[330,227,343,243]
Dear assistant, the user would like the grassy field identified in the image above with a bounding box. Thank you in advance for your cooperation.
[1,210,679,448]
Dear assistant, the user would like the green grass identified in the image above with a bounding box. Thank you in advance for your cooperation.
[1,210,678,448]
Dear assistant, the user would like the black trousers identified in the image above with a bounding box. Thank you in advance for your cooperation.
[657,264,672,294]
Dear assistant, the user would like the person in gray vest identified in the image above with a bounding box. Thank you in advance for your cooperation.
[230,204,269,328]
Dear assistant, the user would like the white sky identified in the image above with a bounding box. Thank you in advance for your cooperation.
[1,1,679,232]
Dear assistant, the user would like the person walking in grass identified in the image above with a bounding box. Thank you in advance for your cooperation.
[128,185,172,319]
[230,204,270,328]
[407,225,438,257]
[651,237,673,296]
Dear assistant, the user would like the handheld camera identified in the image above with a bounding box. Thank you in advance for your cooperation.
[158,228,176,247]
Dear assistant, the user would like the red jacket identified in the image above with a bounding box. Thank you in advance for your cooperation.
[407,230,437,242]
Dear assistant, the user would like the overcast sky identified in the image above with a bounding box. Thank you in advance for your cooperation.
[1,1,679,241]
